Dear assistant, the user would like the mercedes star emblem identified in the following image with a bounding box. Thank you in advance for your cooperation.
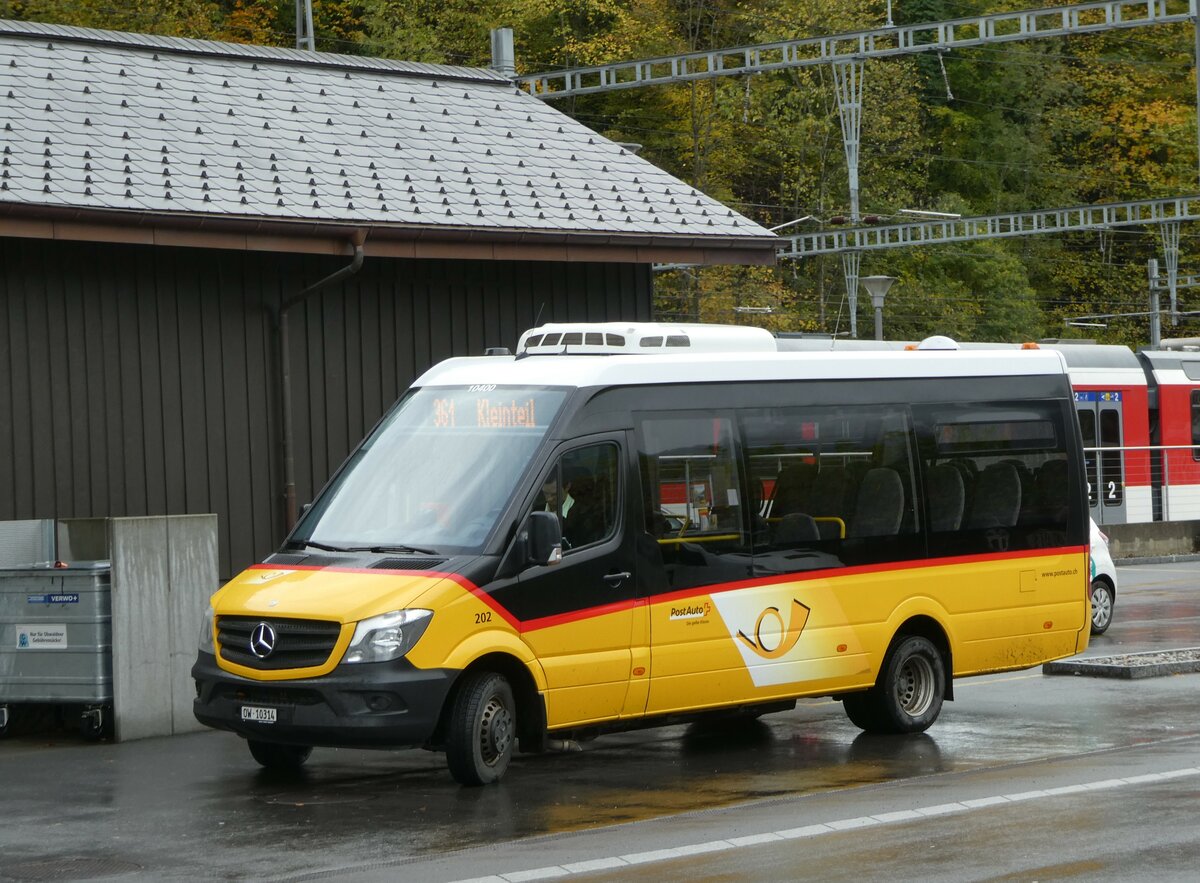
[250,622,277,659]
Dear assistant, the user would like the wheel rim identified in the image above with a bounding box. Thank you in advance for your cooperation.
[1091,582,1113,629]
[478,694,513,767]
[895,654,936,718]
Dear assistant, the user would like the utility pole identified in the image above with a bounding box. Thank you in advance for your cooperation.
[1163,220,1181,326]
[295,0,315,51]
[832,59,865,337]
[1148,259,1163,347]
[1195,7,1200,188]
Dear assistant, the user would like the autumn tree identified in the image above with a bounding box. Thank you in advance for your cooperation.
[6,0,1198,344]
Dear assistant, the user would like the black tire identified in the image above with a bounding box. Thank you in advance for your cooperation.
[445,671,516,786]
[841,692,884,731]
[843,635,945,735]
[0,705,10,740]
[248,740,312,771]
[1090,578,1115,635]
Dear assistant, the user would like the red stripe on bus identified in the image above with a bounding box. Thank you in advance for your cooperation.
[247,544,1086,634]
[514,597,648,633]
[649,545,1088,609]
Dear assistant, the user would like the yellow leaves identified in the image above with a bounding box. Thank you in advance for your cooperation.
[1086,98,1192,190]
[656,264,820,334]
[216,1,284,47]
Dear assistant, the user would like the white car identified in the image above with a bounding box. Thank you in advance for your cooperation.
[1089,518,1117,635]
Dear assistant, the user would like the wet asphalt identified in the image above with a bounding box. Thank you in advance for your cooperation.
[1,561,1198,882]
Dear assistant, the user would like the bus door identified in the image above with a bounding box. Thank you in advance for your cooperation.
[1075,391,1126,524]
[635,413,761,715]
[509,434,647,727]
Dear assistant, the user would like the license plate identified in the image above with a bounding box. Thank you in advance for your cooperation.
[240,705,277,724]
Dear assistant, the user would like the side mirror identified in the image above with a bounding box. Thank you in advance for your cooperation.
[525,511,563,567]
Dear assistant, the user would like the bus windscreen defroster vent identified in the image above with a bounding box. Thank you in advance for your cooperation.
[371,557,447,570]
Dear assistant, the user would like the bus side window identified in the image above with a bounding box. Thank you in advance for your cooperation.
[915,402,1073,555]
[742,405,919,572]
[551,444,619,552]
[636,414,752,590]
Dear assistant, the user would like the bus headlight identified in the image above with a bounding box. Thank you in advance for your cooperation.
[198,604,215,654]
[343,609,432,664]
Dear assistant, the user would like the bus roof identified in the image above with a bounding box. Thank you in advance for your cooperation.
[416,346,1070,389]
[775,336,1145,387]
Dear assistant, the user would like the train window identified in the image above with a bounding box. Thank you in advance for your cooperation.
[1078,408,1098,508]
[1191,391,1200,461]
[637,414,751,591]
[1099,407,1123,507]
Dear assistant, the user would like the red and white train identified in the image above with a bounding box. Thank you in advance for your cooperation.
[1060,342,1200,526]
[778,336,1200,527]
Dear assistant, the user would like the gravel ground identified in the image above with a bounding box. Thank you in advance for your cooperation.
[1044,647,1200,679]
[1083,648,1200,666]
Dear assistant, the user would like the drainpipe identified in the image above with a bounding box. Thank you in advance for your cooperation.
[272,231,367,532]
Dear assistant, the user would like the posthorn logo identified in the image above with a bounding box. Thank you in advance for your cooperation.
[735,598,811,660]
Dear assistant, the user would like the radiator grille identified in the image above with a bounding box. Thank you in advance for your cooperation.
[218,616,342,671]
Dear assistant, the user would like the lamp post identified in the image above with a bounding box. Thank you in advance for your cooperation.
[860,275,896,341]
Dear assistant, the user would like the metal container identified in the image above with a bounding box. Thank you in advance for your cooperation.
[0,562,113,737]
[0,520,55,568]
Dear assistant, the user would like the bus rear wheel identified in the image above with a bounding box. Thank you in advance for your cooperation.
[843,635,945,735]
[445,671,515,786]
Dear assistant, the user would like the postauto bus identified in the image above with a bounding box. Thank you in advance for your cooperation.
[193,323,1091,785]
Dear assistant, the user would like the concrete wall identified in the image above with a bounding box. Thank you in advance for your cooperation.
[109,515,217,742]
[1105,520,1200,559]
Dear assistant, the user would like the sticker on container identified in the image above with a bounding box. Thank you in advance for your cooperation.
[15,624,68,649]
[26,593,80,604]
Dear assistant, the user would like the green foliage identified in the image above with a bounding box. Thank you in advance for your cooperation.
[7,0,1199,347]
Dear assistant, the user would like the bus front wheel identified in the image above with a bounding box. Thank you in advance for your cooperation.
[248,740,312,771]
[843,635,945,735]
[446,671,515,786]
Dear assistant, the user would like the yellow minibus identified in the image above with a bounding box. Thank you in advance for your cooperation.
[193,323,1090,784]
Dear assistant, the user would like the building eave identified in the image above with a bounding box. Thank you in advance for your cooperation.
[0,202,779,265]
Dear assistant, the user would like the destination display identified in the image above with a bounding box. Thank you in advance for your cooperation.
[424,386,561,431]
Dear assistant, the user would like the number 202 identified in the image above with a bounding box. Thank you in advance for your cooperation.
[475,612,492,624]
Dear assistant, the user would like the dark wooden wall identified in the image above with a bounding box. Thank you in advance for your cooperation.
[0,238,651,578]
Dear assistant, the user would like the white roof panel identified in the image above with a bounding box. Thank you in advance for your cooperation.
[416,347,1071,390]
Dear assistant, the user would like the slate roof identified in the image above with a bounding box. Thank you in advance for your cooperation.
[0,19,775,249]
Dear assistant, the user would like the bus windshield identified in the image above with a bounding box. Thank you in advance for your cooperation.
[292,385,568,554]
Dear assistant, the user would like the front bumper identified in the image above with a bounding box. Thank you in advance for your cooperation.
[191,652,456,749]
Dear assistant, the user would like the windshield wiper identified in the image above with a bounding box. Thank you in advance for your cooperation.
[287,539,349,553]
[346,544,440,556]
